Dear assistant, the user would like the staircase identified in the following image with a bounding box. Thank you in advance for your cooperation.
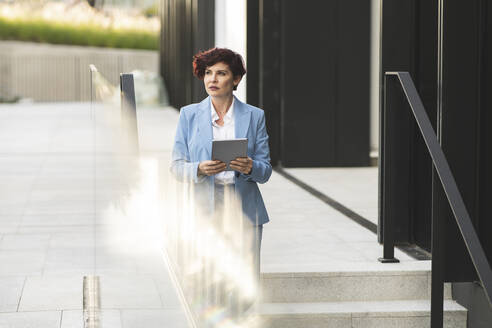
[259,264,467,328]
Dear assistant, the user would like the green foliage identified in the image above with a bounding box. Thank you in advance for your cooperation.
[0,95,21,103]
[0,17,159,50]
[143,2,159,17]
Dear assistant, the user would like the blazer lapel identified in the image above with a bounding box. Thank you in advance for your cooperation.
[234,96,251,138]
[198,97,213,159]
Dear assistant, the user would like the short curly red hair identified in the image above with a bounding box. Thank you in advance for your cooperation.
[192,47,246,91]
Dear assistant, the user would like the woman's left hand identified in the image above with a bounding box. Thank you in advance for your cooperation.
[230,157,253,175]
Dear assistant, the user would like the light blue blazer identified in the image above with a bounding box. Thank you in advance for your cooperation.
[170,96,272,226]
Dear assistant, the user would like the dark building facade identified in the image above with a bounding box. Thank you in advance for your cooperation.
[246,0,371,167]
[159,0,215,109]
[380,1,492,326]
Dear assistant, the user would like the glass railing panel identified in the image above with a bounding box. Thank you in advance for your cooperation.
[90,65,199,327]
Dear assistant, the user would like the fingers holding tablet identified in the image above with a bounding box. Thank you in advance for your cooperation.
[230,157,253,175]
[198,160,227,176]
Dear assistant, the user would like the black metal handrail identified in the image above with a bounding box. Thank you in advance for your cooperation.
[380,71,492,326]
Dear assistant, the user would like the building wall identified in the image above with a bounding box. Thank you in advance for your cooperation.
[379,0,492,326]
[159,0,214,109]
[247,0,371,167]
[0,41,158,102]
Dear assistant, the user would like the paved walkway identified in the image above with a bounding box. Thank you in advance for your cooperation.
[282,167,378,225]
[0,102,427,327]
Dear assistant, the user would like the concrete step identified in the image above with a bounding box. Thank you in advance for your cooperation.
[258,299,467,328]
[260,267,452,303]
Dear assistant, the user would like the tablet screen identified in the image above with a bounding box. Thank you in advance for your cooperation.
[211,138,248,171]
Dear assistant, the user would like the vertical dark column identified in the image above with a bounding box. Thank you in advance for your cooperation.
[430,3,445,324]
[247,0,282,166]
[183,0,193,105]
[191,0,214,103]
[246,0,260,108]
[478,0,492,265]
[379,0,417,244]
[160,0,214,109]
[336,0,370,165]
[259,0,281,166]
[410,0,438,251]
[280,0,333,166]
[430,171,445,328]
[380,73,408,262]
[438,0,479,283]
[379,0,438,248]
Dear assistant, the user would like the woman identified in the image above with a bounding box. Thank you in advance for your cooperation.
[170,47,272,308]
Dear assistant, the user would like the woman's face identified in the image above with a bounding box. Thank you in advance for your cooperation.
[203,62,241,98]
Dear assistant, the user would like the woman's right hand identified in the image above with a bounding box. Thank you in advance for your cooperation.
[198,160,227,176]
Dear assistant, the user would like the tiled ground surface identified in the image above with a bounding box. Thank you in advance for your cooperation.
[282,167,378,225]
[0,102,422,327]
[0,103,188,327]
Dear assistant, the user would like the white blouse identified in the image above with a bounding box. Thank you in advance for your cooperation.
[211,98,235,185]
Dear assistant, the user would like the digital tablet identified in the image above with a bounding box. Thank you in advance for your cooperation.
[212,138,248,171]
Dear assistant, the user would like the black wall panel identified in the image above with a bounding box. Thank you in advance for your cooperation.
[248,0,371,167]
[247,0,282,166]
[246,0,260,108]
[438,0,481,283]
[280,0,337,166]
[160,0,214,109]
[336,0,371,165]
[379,0,437,248]
[281,0,370,167]
[381,0,492,324]
[479,0,492,267]
[379,0,414,245]
[411,0,438,251]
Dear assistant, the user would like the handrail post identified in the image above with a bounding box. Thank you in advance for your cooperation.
[378,73,400,264]
[431,171,444,328]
